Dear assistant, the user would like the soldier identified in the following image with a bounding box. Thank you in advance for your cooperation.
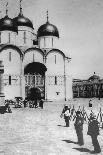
[89,99,92,107]
[64,106,71,127]
[87,114,101,153]
[60,105,71,127]
[23,99,27,108]
[74,111,84,146]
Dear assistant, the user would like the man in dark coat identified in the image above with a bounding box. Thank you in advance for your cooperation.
[63,106,71,127]
[39,99,44,109]
[74,111,84,146]
[89,99,92,107]
[87,114,101,153]
[60,105,71,127]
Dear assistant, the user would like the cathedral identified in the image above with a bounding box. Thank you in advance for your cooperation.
[0,1,72,101]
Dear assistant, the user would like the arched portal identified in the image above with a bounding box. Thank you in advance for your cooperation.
[24,62,47,100]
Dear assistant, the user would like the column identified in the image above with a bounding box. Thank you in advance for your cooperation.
[44,53,47,100]
[20,55,25,99]
[0,61,5,105]
[64,58,66,101]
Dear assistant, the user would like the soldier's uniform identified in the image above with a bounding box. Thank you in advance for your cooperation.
[87,114,101,153]
[61,105,70,127]
[64,106,71,127]
[74,111,84,146]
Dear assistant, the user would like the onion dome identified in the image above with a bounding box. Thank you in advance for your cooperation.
[37,22,59,38]
[37,10,59,38]
[0,1,17,33]
[0,15,18,32]
[88,72,100,81]
[13,0,33,29]
[13,13,33,29]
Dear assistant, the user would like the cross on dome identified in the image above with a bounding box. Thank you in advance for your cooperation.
[19,0,23,15]
[46,10,49,23]
[6,1,8,16]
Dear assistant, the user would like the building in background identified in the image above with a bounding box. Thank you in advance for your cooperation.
[0,1,72,101]
[73,72,103,98]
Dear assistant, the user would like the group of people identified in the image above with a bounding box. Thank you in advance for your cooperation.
[61,105,101,154]
[15,97,44,109]
[23,99,44,109]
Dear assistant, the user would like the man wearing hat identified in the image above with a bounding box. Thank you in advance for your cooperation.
[87,113,101,153]
[64,106,71,127]
[61,105,71,127]
[74,111,84,146]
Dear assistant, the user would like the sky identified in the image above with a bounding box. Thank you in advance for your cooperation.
[0,0,103,79]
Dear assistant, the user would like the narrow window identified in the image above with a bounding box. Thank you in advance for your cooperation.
[55,55,56,64]
[9,76,11,85]
[9,33,10,43]
[44,37,46,47]
[55,76,57,85]
[52,38,53,47]
[33,53,35,62]
[24,31,26,44]
[0,32,1,43]
[9,52,11,62]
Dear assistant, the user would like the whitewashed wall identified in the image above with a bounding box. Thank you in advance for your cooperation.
[38,36,59,49]
[45,76,65,101]
[65,76,73,100]
[23,49,44,68]
[16,26,33,47]
[0,47,21,99]
[46,50,64,75]
[1,31,16,45]
[45,50,65,100]
[0,48,21,74]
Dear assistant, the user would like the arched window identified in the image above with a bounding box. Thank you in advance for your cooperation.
[44,37,46,47]
[55,55,56,64]
[9,75,11,85]
[55,76,57,85]
[24,31,26,44]
[52,37,53,47]
[9,52,11,62]
[9,33,10,43]
[0,32,1,43]
[33,53,35,62]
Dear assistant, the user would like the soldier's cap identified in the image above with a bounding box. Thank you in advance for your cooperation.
[76,111,81,115]
[90,113,96,119]
[65,105,69,108]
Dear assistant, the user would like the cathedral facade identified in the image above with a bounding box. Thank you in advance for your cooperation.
[0,3,72,101]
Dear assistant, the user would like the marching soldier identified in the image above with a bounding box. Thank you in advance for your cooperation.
[74,111,84,146]
[60,105,71,127]
[89,99,92,107]
[87,113,101,153]
[64,106,71,127]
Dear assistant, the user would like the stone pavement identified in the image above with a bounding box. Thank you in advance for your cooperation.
[0,98,103,155]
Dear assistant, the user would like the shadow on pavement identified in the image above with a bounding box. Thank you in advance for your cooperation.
[57,125,66,127]
[73,147,92,153]
[62,140,78,144]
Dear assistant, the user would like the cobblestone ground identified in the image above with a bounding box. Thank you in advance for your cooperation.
[0,98,103,155]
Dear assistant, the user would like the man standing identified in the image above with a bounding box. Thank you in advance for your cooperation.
[39,99,44,109]
[61,105,71,127]
[74,111,84,146]
[89,99,92,107]
[87,114,101,153]
[64,106,71,127]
